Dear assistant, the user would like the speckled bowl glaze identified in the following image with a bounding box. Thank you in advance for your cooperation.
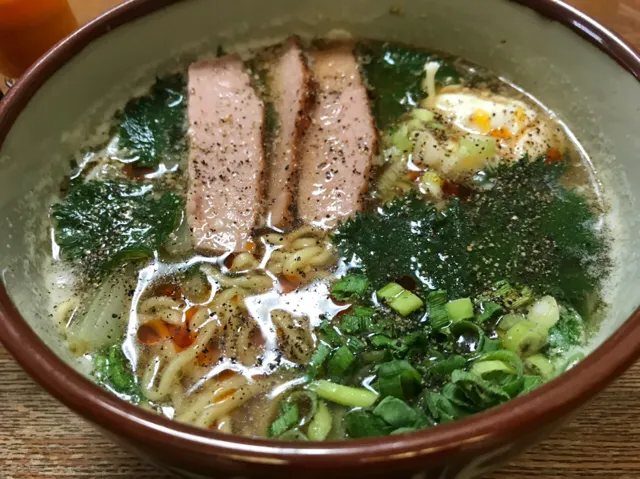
[1,1,640,478]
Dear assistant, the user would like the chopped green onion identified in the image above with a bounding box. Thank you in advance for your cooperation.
[370,335,394,348]
[481,338,502,353]
[471,360,515,377]
[420,390,463,423]
[493,280,514,298]
[458,135,496,163]
[377,283,424,316]
[377,360,422,399]
[561,352,585,372]
[445,298,474,322]
[268,402,299,438]
[521,375,544,394]
[502,320,548,358]
[473,350,523,376]
[285,391,319,427]
[497,313,525,331]
[347,336,366,352]
[429,355,467,376]
[389,290,424,316]
[318,319,343,347]
[362,349,387,364]
[411,108,435,123]
[309,380,378,408]
[345,410,392,438]
[412,410,435,429]
[377,282,405,300]
[327,346,355,378]
[405,118,425,132]
[476,301,502,323]
[307,401,332,441]
[392,124,413,152]
[340,306,375,334]
[524,354,555,379]
[471,350,524,398]
[307,343,331,379]
[451,369,511,405]
[372,396,418,428]
[427,290,449,330]
[489,281,533,309]
[527,296,560,330]
[510,286,534,309]
[450,320,485,354]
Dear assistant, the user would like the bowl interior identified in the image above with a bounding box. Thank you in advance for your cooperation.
[0,0,638,384]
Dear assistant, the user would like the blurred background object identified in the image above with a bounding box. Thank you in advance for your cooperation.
[0,0,122,94]
[0,0,78,80]
[67,0,124,24]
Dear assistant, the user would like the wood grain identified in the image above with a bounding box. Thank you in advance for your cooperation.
[2,1,640,478]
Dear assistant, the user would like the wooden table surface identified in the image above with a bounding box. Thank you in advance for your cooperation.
[2,1,640,478]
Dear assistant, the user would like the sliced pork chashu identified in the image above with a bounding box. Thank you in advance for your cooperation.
[187,55,265,254]
[297,45,377,229]
[264,38,312,229]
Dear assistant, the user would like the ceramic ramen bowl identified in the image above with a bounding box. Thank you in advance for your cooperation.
[1,0,640,477]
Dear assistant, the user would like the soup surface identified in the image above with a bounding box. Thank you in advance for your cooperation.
[47,37,609,441]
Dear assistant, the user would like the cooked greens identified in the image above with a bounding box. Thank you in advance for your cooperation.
[93,345,142,403]
[546,305,586,357]
[52,180,183,274]
[118,74,187,168]
[332,159,607,312]
[359,42,461,130]
[330,273,370,301]
[270,272,582,440]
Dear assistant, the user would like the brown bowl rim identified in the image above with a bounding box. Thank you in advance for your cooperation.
[1,0,640,470]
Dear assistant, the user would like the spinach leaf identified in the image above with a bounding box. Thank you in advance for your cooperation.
[52,180,183,274]
[118,74,187,168]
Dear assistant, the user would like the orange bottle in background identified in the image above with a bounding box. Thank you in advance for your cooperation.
[0,0,78,78]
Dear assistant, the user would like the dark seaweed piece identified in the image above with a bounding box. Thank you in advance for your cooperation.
[358,41,461,130]
[332,158,607,311]
[546,305,586,357]
[118,74,187,168]
[52,180,183,275]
